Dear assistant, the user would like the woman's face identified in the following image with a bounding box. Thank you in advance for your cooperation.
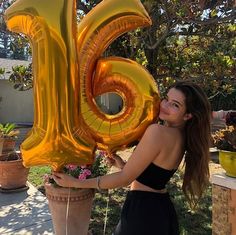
[159,88,191,126]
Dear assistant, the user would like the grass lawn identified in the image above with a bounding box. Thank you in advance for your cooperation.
[28,166,51,188]
[28,160,220,235]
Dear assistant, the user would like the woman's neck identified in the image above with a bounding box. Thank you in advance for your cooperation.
[164,121,185,130]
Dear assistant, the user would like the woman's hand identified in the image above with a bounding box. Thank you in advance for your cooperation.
[52,171,78,188]
[106,153,126,169]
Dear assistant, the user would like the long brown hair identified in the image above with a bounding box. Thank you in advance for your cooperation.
[171,81,211,207]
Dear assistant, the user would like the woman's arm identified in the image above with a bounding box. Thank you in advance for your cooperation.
[212,110,235,120]
[52,124,164,190]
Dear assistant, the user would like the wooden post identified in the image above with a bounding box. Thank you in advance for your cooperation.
[212,173,236,235]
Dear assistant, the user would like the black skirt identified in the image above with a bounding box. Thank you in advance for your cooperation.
[113,190,179,235]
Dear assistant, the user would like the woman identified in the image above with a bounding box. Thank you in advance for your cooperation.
[52,81,211,235]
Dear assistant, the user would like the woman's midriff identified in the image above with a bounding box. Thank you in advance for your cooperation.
[130,180,167,193]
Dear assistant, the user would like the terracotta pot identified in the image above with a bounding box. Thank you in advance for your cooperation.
[0,153,29,189]
[219,150,236,177]
[0,138,16,155]
[45,183,95,235]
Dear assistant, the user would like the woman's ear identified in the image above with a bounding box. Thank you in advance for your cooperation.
[184,113,192,121]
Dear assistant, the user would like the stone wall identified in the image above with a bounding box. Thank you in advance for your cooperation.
[212,174,236,235]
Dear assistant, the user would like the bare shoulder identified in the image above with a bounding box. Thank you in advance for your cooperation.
[140,124,164,144]
[142,124,162,137]
[145,124,179,136]
[145,123,164,132]
[144,124,182,144]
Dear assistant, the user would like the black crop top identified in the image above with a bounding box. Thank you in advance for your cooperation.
[136,163,177,190]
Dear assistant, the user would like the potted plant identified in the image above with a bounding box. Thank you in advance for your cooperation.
[0,123,19,155]
[44,151,109,235]
[0,123,29,192]
[9,64,33,91]
[212,112,236,177]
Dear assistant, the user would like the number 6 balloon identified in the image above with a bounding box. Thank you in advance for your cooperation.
[5,0,160,170]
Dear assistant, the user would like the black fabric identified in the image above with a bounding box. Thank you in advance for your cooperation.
[136,163,177,190]
[113,190,179,235]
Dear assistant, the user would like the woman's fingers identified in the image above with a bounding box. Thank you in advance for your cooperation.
[105,157,115,167]
[112,153,122,160]
[51,175,59,185]
[51,173,71,187]
[52,171,64,178]
[51,172,68,185]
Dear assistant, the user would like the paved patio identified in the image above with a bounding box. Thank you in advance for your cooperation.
[0,183,53,235]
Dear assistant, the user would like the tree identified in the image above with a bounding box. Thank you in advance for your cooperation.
[139,0,236,109]
[0,0,30,59]
[76,0,236,109]
[1,0,235,109]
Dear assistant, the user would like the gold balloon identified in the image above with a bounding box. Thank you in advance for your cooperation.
[5,0,160,170]
[85,57,160,152]
[76,0,160,152]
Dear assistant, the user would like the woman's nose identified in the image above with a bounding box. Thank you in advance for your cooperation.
[161,100,169,108]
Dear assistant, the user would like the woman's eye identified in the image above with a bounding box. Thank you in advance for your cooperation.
[172,103,179,108]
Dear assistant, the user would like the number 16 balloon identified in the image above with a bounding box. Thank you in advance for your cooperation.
[5,0,160,171]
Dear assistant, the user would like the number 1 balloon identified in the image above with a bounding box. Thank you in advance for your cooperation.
[5,0,160,170]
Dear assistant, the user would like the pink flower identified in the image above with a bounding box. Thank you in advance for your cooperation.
[78,173,87,180]
[65,164,78,171]
[43,174,49,183]
[98,151,107,158]
[83,169,92,176]
[78,169,92,180]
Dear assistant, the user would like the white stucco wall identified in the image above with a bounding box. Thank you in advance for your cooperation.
[96,93,123,115]
[0,80,33,123]
[0,81,123,123]
[0,58,122,124]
